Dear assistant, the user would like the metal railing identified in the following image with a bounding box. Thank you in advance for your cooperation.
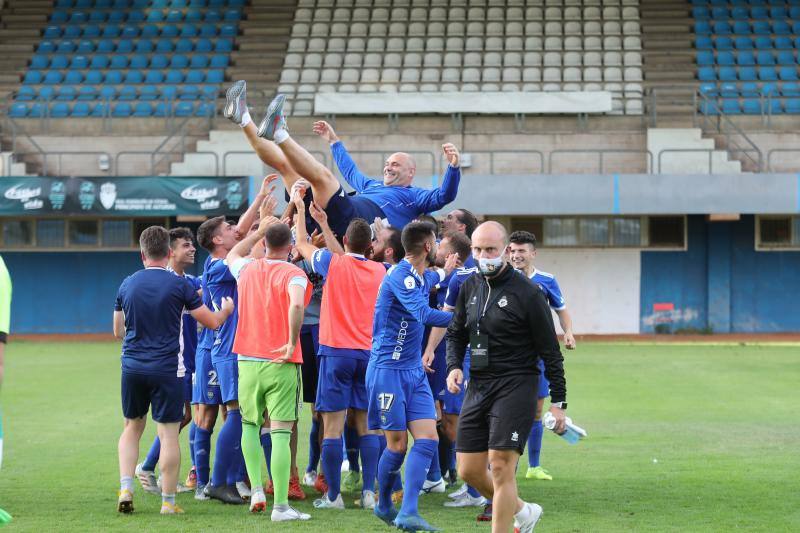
[548,149,651,174]
[693,91,763,172]
[438,150,545,175]
[7,151,112,176]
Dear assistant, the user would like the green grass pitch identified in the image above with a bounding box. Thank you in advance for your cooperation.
[0,340,798,532]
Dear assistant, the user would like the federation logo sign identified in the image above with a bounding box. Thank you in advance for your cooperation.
[48,181,66,210]
[99,182,117,210]
[78,181,96,210]
[498,296,508,308]
[404,276,416,290]
[226,181,243,210]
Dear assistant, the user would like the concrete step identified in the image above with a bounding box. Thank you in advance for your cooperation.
[0,29,41,38]
[1,14,47,23]
[646,71,696,82]
[642,23,692,33]
[644,38,694,49]
[0,44,34,53]
[239,41,291,52]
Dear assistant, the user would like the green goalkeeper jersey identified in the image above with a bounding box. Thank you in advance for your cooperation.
[0,255,10,340]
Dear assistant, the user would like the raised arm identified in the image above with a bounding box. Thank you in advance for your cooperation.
[413,143,462,213]
[292,191,320,260]
[190,297,235,330]
[234,175,278,239]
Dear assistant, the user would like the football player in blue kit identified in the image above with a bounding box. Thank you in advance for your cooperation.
[368,221,453,532]
[509,230,576,482]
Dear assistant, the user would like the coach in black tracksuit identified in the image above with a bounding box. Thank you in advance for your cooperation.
[445,220,567,533]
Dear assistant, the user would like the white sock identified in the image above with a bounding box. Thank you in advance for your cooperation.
[239,110,251,128]
[120,475,134,492]
[515,502,532,522]
[273,128,290,144]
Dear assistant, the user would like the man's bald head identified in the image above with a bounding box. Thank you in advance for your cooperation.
[472,221,508,248]
[471,221,510,275]
[383,152,416,187]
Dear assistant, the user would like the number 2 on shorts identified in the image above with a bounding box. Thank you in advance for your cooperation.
[208,370,219,387]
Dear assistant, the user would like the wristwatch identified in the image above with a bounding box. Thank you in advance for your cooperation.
[551,402,567,410]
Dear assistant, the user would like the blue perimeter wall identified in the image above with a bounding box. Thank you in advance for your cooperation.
[641,215,800,333]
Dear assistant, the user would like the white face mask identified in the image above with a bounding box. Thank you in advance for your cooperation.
[478,256,504,276]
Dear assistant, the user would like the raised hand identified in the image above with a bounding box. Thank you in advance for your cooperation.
[260,174,279,196]
[312,120,339,144]
[442,143,460,168]
[309,201,328,226]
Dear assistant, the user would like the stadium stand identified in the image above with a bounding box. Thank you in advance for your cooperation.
[9,0,245,118]
[278,0,645,116]
[693,0,800,115]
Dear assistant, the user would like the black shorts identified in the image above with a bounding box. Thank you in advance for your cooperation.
[121,371,184,423]
[324,187,384,238]
[300,324,320,404]
[456,373,538,455]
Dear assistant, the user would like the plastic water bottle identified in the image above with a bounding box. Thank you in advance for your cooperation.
[542,412,587,445]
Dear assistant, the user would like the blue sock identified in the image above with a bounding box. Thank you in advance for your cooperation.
[377,448,405,512]
[527,420,543,468]
[211,408,241,487]
[227,440,244,486]
[400,439,437,517]
[188,423,197,468]
[359,434,381,494]
[321,438,343,500]
[142,436,160,471]
[260,428,273,479]
[344,425,360,472]
[379,435,403,492]
[426,445,442,482]
[195,427,213,487]
[307,417,321,473]
[467,484,481,498]
[448,441,456,474]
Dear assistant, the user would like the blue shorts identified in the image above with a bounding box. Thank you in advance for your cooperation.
[184,373,193,403]
[192,346,221,405]
[315,355,368,413]
[366,364,437,431]
[324,186,385,238]
[121,371,183,423]
[426,343,447,401]
[537,359,550,399]
[214,358,238,404]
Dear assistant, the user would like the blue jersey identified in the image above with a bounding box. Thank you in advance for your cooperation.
[371,259,452,370]
[205,257,238,363]
[444,256,479,309]
[529,269,566,311]
[197,255,215,351]
[115,267,202,378]
[170,269,201,374]
[331,141,461,229]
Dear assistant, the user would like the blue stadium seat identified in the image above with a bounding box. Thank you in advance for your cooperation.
[89,11,107,23]
[96,0,112,8]
[155,39,174,53]
[70,55,89,69]
[697,51,714,66]
[737,66,757,81]
[151,54,169,69]
[220,24,237,37]
[172,0,188,7]
[147,10,165,22]
[127,11,145,23]
[180,23,199,37]
[196,102,215,116]
[200,85,217,99]
[195,38,213,52]
[64,71,83,84]
[118,86,137,100]
[770,6,788,18]
[734,37,752,51]
[28,103,46,118]
[694,35,714,50]
[190,0,208,6]
[713,22,732,35]
[765,98,781,115]
[121,25,139,39]
[125,70,144,83]
[215,39,232,52]
[99,85,117,100]
[772,21,791,36]
[721,99,741,114]
[186,9,203,22]
[43,71,64,85]
[78,86,97,100]
[784,99,800,114]
[108,11,126,24]
[165,70,184,83]
[85,70,103,84]
[175,38,194,53]
[69,12,88,24]
[179,85,199,99]
[781,83,800,97]
[190,54,209,68]
[166,10,184,23]
[38,41,56,54]
[43,26,61,39]
[719,82,738,98]
[717,51,735,66]
[135,39,154,53]
[38,86,56,101]
[9,103,27,118]
[71,102,90,117]
[210,54,229,68]
[114,0,132,8]
[113,103,133,117]
[16,86,35,100]
[140,85,159,100]
[50,54,69,68]
[206,70,224,83]
[752,22,770,35]
[756,51,776,66]
[110,55,129,69]
[76,40,95,54]
[90,55,109,69]
[775,37,793,51]
[185,70,205,84]
[145,70,165,83]
[116,39,134,54]
[56,41,75,54]
[160,85,178,100]
[75,0,91,7]
[731,7,748,19]
[170,54,189,68]
[56,0,73,7]
[23,71,42,84]
[30,55,48,69]
[777,52,796,66]
[780,67,799,81]
[152,0,169,7]
[97,39,115,53]
[133,0,150,6]
[224,9,241,21]
[161,24,179,38]
[698,67,716,81]
[750,6,768,19]
[791,6,800,19]
[228,0,245,6]
[130,54,149,69]
[711,7,728,19]
[200,23,218,37]
[740,82,759,97]
[102,25,121,38]
[83,25,101,39]
[205,10,222,22]
[759,67,778,81]
[208,0,225,5]
[51,10,69,24]
[153,102,170,117]
[133,102,153,117]
[141,24,159,38]
[175,101,194,116]
[91,103,110,117]
[732,21,750,35]
[741,99,761,114]
[50,102,70,118]
[105,71,123,84]
[716,37,733,51]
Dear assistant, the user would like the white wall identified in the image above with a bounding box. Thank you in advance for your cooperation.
[532,248,641,334]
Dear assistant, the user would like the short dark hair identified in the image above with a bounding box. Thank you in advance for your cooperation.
[139,226,170,260]
[197,216,226,252]
[385,226,404,259]
[169,227,194,249]
[444,231,471,263]
[265,223,292,249]
[345,218,372,255]
[509,230,537,249]
[401,221,436,256]
[455,209,478,238]
[416,214,438,227]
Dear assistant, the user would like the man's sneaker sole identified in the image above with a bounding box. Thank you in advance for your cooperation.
[256,94,286,140]
[117,501,133,513]
[250,501,267,513]
[224,80,246,122]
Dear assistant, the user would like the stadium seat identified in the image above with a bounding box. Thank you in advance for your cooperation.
[785,99,800,114]
[91,103,110,117]
[130,54,149,69]
[105,71,123,84]
[181,24,199,38]
[777,52,796,66]
[757,52,775,66]
[97,39,115,54]
[30,55,48,70]
[742,98,761,115]
[734,37,753,51]
[85,70,103,84]
[165,70,184,84]
[64,71,83,85]
[737,52,756,67]
[71,102,90,117]
[190,55,209,68]
[716,37,734,51]
[16,86,36,101]
[125,71,144,84]
[113,103,133,117]
[782,83,800,97]
[740,82,760,98]
[699,67,716,81]
[118,86,137,101]
[50,102,70,118]
[175,101,194,116]
[78,86,97,100]
[38,41,56,54]
[738,67,757,81]
[718,52,735,66]
[697,51,714,66]
[9,103,28,117]
[76,40,95,54]
[759,67,778,81]
[780,67,799,81]
[133,102,153,117]
[43,71,64,85]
